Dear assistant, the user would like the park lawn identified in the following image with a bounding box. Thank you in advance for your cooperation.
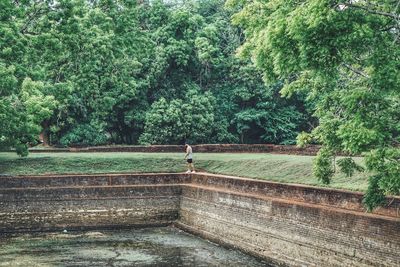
[0,152,369,192]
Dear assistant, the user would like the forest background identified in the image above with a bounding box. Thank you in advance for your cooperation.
[0,0,314,151]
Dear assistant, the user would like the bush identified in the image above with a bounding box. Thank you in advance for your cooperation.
[60,124,108,147]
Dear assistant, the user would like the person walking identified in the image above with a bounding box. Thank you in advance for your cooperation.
[184,142,195,173]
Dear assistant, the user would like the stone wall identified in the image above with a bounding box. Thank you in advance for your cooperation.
[28,144,321,155]
[0,172,398,266]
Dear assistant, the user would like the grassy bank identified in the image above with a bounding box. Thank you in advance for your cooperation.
[0,152,369,192]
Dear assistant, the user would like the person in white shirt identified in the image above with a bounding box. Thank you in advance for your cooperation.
[184,142,195,173]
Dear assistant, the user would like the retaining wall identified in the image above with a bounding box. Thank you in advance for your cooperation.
[0,173,187,232]
[28,144,321,155]
[0,173,398,266]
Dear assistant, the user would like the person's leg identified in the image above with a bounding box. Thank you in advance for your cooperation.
[190,163,195,172]
[186,163,191,172]
[186,160,192,173]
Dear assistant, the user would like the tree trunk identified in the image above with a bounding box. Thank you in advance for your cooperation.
[40,121,50,146]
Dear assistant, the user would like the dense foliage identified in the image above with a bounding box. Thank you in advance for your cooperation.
[228,0,400,209]
[0,2,57,156]
[0,0,312,152]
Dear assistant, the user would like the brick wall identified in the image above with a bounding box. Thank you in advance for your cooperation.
[0,173,186,232]
[29,144,322,155]
[180,173,400,266]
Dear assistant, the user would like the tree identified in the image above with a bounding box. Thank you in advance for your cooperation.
[228,0,400,209]
[0,1,57,156]
[140,87,215,144]
[230,70,307,144]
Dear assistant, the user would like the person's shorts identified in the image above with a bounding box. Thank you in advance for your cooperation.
[187,159,193,163]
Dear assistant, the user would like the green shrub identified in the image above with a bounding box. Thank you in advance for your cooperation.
[313,147,334,184]
[60,124,108,147]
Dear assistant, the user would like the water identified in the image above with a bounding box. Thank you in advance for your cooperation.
[0,227,271,266]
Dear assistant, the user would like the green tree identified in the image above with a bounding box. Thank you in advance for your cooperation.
[23,0,153,145]
[0,1,57,156]
[228,0,400,209]
[140,87,215,144]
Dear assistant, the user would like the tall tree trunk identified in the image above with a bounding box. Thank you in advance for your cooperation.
[40,121,50,146]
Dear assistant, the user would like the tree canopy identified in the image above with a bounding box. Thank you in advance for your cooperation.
[0,0,312,152]
[227,0,399,209]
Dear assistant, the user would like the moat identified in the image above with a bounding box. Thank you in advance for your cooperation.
[0,227,271,267]
[1,172,398,266]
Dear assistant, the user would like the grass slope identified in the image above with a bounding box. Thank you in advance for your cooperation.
[0,152,368,192]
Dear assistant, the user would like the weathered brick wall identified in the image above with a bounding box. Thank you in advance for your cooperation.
[0,173,398,266]
[0,173,186,232]
[28,144,321,155]
[179,174,400,266]
[190,173,400,218]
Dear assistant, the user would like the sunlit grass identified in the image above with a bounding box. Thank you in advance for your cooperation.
[0,152,369,192]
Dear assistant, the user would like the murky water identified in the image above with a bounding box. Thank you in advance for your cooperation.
[0,227,271,266]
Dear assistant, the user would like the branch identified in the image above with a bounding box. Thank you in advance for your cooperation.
[343,3,400,20]
[20,4,46,34]
[343,64,369,78]
[22,30,40,36]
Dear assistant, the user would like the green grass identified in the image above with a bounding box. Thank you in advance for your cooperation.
[0,152,369,192]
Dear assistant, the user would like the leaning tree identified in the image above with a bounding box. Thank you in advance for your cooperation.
[227,0,400,210]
